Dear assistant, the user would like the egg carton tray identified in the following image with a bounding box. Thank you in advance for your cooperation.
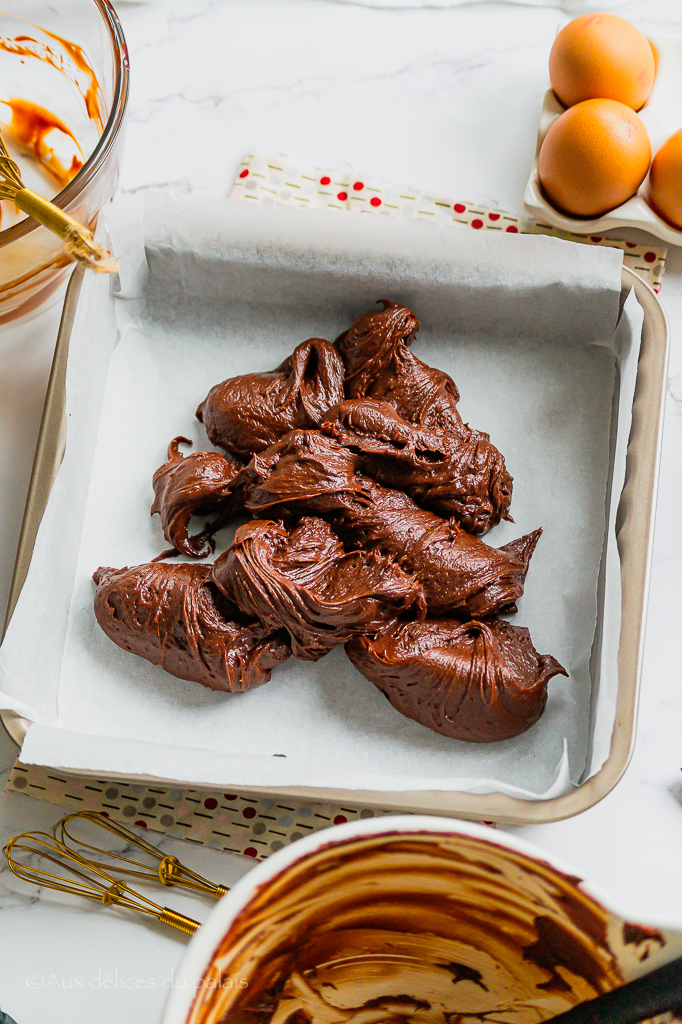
[524,31,682,245]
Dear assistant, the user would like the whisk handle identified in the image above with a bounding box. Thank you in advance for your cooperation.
[158,908,201,936]
[13,189,119,273]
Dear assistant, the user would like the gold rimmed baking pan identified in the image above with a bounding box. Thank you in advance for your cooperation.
[0,256,669,825]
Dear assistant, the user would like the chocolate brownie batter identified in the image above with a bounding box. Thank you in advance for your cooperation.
[347,617,567,742]
[212,517,424,661]
[238,431,539,619]
[336,300,487,440]
[95,297,566,745]
[151,436,240,559]
[321,398,513,534]
[197,337,345,461]
[93,562,290,692]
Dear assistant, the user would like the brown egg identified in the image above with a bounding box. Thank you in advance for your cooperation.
[538,99,651,218]
[649,129,682,230]
[550,13,655,111]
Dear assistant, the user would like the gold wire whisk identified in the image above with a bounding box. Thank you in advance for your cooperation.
[3,830,200,936]
[0,131,119,274]
[54,811,229,900]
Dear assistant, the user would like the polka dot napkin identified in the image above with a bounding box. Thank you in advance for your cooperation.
[7,763,413,861]
[230,150,667,292]
[4,150,663,863]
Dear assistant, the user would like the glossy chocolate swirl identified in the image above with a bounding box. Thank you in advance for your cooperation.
[151,437,240,559]
[347,618,567,742]
[187,831,624,1024]
[93,562,290,692]
[336,301,483,440]
[212,517,424,661]
[197,338,345,461]
[238,431,539,619]
[321,399,513,534]
[336,300,422,397]
[234,429,365,519]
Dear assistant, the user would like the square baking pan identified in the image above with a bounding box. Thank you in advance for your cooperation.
[0,200,669,824]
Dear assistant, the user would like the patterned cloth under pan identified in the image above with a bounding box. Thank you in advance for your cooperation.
[230,150,666,292]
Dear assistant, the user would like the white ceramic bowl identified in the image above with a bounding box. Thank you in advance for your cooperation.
[162,816,682,1024]
[524,32,682,245]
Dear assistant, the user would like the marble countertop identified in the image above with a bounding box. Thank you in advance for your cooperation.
[3,1,682,1021]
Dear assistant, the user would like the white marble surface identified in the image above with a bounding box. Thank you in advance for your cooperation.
[3,1,682,1021]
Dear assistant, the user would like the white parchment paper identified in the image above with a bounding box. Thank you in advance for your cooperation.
[0,194,638,799]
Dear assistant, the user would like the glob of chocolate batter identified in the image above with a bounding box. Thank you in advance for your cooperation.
[336,299,421,395]
[234,429,365,520]
[239,430,539,619]
[151,436,240,559]
[196,337,345,461]
[347,617,567,743]
[93,562,291,693]
[336,300,477,439]
[212,517,424,661]
[337,485,540,620]
[321,398,513,534]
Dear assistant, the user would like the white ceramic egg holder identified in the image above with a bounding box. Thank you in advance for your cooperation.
[524,31,682,246]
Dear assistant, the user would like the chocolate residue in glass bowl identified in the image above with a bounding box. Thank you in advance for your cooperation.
[346,617,567,743]
[0,26,106,218]
[1,98,84,192]
[0,28,105,129]
[187,832,624,1024]
[0,6,126,322]
[212,516,424,661]
[92,562,291,693]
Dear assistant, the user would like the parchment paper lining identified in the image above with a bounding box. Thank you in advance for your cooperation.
[0,194,639,799]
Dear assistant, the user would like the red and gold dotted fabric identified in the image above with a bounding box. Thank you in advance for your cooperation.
[6,763,408,861]
[231,150,667,292]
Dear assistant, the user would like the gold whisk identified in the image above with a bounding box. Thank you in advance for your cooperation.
[3,812,232,935]
[4,829,199,934]
[54,811,229,900]
[0,131,119,273]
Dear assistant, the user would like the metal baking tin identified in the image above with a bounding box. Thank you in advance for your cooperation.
[0,263,669,825]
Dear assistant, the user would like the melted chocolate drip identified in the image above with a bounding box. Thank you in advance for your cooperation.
[336,301,487,441]
[151,436,240,559]
[444,963,488,990]
[346,618,566,743]
[212,517,424,661]
[321,398,513,534]
[197,338,345,461]
[524,916,609,994]
[621,922,666,962]
[622,923,665,948]
[238,431,539,619]
[93,562,290,692]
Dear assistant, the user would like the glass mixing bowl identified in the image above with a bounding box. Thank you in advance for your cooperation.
[0,0,128,324]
